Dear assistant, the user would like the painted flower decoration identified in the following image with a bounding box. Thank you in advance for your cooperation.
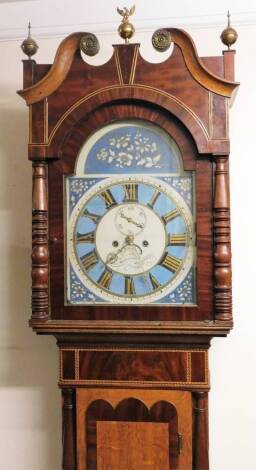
[96,131,163,169]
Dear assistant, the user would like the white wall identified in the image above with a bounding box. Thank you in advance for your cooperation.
[0,1,255,469]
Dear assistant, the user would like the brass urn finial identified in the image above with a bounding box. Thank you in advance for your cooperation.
[220,11,238,49]
[117,5,135,44]
[21,22,39,59]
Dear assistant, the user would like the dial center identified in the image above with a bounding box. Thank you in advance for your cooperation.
[116,204,147,236]
[95,203,166,276]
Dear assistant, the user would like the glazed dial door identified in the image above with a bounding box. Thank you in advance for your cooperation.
[66,120,196,306]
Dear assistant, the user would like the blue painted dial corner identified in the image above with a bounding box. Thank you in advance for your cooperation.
[154,268,196,304]
[68,266,102,303]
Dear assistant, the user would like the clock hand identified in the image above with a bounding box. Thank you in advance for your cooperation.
[106,235,133,264]
[124,234,143,254]
[106,245,123,264]
[120,211,145,228]
[130,242,143,254]
[106,234,142,265]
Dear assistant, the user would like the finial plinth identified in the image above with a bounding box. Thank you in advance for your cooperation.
[21,22,39,59]
[220,11,238,49]
[117,5,135,44]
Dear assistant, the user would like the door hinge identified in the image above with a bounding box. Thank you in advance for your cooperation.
[177,432,183,454]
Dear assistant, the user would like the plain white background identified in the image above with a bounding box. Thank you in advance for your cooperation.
[0,1,255,469]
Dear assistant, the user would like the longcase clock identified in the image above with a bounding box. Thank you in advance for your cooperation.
[18,13,239,470]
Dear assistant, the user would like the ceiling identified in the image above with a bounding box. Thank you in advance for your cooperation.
[0,0,255,41]
[0,1,36,3]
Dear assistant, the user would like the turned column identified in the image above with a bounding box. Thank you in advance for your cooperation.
[31,161,49,321]
[193,391,209,470]
[62,389,76,470]
[213,156,233,322]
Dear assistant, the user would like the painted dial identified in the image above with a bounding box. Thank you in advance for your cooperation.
[96,203,166,275]
[115,205,147,236]
[68,176,194,304]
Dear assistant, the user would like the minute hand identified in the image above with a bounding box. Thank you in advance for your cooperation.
[120,212,144,228]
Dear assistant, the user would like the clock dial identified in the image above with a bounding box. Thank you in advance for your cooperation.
[167,234,187,246]
[66,119,196,306]
[123,183,139,202]
[68,175,194,304]
[96,202,166,275]
[98,189,117,208]
[115,204,146,236]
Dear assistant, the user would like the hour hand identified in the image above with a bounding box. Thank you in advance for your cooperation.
[106,252,118,264]
[120,211,144,228]
[106,234,136,265]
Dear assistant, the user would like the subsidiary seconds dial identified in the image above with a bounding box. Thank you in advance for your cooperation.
[115,205,146,235]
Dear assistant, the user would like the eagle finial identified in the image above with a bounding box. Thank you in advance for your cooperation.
[117,5,136,43]
[117,5,135,22]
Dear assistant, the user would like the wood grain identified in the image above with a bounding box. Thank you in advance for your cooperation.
[79,350,188,382]
[223,50,236,82]
[48,103,213,323]
[62,389,76,470]
[18,33,89,104]
[97,421,169,470]
[168,29,239,96]
[31,162,49,320]
[86,399,176,469]
[22,59,36,89]
[193,391,209,470]
[59,348,208,388]
[42,84,229,156]
[76,388,192,470]
[18,27,239,470]
[17,30,239,105]
[31,319,232,336]
[213,156,232,322]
